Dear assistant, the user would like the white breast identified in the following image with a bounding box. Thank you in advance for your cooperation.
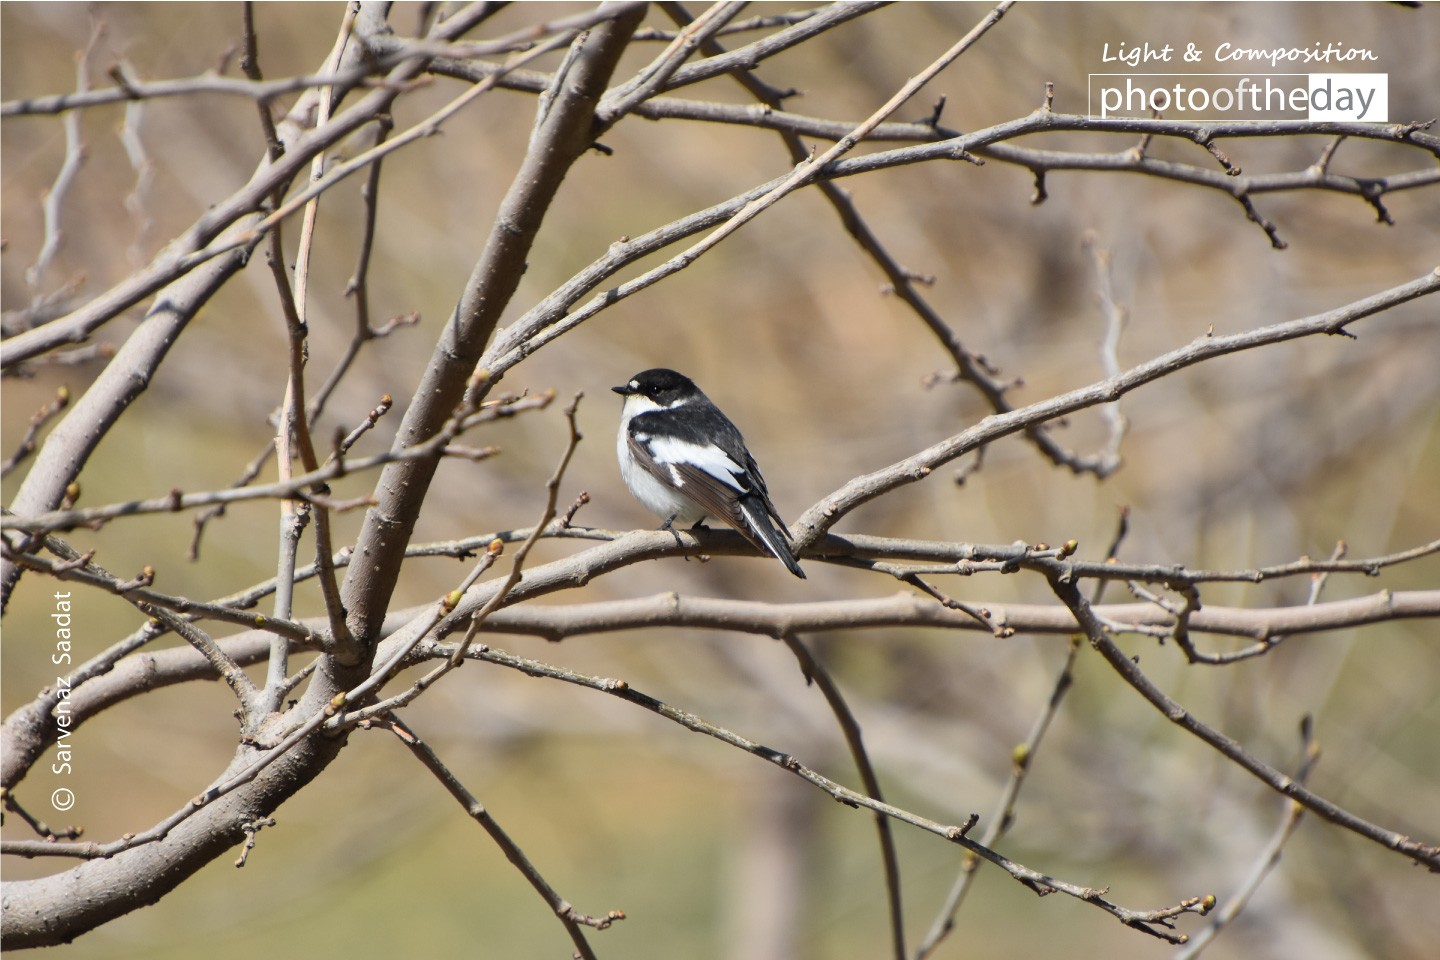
[617,401,708,525]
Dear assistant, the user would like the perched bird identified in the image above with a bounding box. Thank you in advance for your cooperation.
[613,368,805,579]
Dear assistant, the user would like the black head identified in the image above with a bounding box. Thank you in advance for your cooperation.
[612,368,701,407]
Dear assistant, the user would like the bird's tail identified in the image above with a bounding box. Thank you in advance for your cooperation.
[738,498,806,579]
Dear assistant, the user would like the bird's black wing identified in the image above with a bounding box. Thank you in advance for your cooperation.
[627,409,804,577]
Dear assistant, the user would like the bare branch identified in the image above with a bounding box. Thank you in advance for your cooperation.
[23,20,101,301]
[3,5,1434,951]
[333,396,586,725]
[1044,571,1440,871]
[337,4,646,652]
[379,715,622,959]
[1172,717,1321,959]
[634,9,821,42]
[0,386,509,535]
[1,64,412,118]
[603,2,747,118]
[1,386,70,479]
[134,600,260,715]
[2,789,83,843]
[1082,232,1130,472]
[408,637,1213,944]
[0,3,632,118]
[792,268,1440,547]
[460,583,1440,646]
[782,634,907,959]
[917,638,1083,958]
[0,5,508,370]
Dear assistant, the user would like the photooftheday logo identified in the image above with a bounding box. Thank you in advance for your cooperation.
[1089,73,1388,122]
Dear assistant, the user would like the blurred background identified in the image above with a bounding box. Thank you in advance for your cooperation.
[3,3,1438,958]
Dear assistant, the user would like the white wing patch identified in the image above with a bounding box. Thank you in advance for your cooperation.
[645,436,746,492]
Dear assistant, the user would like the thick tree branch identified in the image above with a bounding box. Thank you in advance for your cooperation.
[336,4,647,652]
[0,5,541,947]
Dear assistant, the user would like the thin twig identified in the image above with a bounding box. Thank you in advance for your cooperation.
[2,790,83,842]
[449,393,585,666]
[0,5,631,118]
[1,541,316,644]
[25,21,102,301]
[792,269,1440,549]
[371,638,1217,943]
[916,508,1131,959]
[916,638,1082,959]
[635,1,889,99]
[633,10,819,42]
[1083,231,1129,472]
[332,394,588,731]
[1171,717,1321,959]
[239,3,284,160]
[1306,541,1347,606]
[604,1,746,118]
[116,84,155,263]
[379,714,622,959]
[132,601,259,714]
[1,387,71,479]
[782,635,907,960]
[265,6,363,698]
[1044,572,1440,872]
[310,111,398,417]
[1,389,507,534]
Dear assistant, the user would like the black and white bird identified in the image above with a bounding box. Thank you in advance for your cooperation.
[613,368,806,579]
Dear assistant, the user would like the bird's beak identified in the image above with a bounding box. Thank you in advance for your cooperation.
[612,384,634,396]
